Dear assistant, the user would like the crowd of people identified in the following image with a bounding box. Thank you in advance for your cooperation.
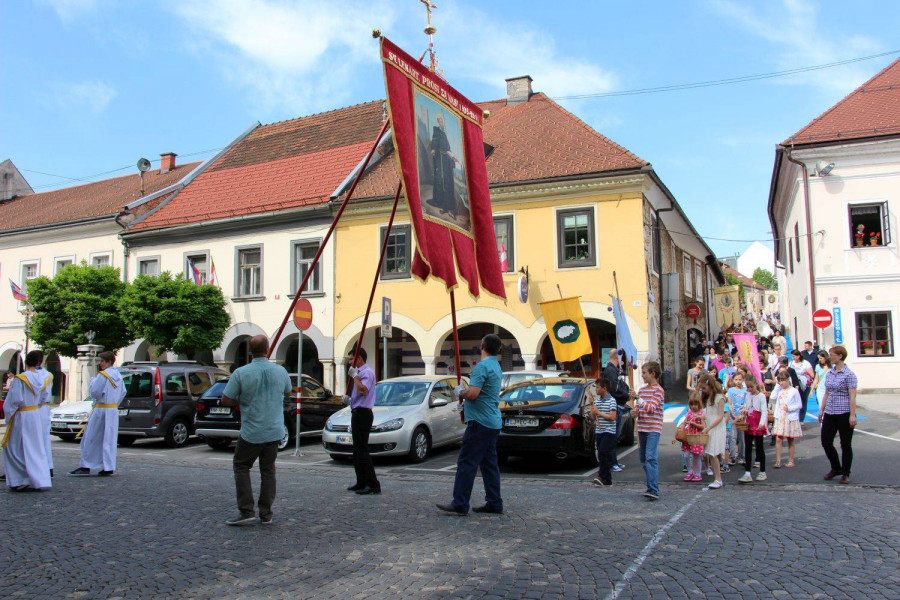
[589,327,860,499]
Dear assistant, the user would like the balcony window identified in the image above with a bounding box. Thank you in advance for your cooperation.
[850,202,891,248]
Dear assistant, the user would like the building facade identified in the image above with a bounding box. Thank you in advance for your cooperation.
[769,58,900,390]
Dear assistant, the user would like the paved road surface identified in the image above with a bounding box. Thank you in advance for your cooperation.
[2,405,900,599]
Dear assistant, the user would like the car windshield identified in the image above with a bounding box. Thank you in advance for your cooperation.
[374,382,430,407]
[200,381,228,399]
[501,383,584,403]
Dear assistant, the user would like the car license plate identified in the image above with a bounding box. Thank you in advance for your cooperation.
[210,407,231,415]
[505,417,539,428]
[118,409,128,416]
[51,422,68,430]
[336,434,353,444]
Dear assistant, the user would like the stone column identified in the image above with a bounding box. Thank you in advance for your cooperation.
[76,344,103,402]
[334,357,348,395]
[521,354,538,370]
[422,356,436,376]
[321,360,335,392]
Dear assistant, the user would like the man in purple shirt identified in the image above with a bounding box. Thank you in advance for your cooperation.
[345,347,380,495]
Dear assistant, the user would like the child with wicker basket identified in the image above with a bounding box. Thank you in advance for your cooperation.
[738,377,768,482]
[673,395,707,482]
[772,370,803,468]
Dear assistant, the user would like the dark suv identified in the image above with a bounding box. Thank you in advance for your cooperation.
[195,373,343,451]
[117,361,229,448]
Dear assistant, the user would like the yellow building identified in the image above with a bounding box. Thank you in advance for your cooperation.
[332,77,723,391]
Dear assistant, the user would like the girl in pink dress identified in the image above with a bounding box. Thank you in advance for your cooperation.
[675,396,706,482]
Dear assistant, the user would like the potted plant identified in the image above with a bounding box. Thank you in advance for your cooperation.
[870,231,881,246]
[855,223,866,247]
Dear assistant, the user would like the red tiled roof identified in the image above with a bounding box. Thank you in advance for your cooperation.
[347,93,648,200]
[721,263,764,290]
[0,163,200,232]
[784,57,900,146]
[131,101,386,231]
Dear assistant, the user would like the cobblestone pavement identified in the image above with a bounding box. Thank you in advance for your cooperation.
[2,450,900,599]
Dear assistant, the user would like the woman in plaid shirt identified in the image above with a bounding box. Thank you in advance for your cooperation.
[818,345,858,484]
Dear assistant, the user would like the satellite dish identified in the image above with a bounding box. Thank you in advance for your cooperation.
[663,314,679,332]
[136,158,152,173]
[757,321,773,337]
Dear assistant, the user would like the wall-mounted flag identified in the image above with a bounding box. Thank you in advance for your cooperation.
[539,297,592,362]
[10,279,28,302]
[190,262,202,286]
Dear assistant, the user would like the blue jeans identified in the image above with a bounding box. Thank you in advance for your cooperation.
[638,431,660,495]
[451,421,502,513]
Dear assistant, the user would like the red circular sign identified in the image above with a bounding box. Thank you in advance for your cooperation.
[812,309,833,329]
[293,298,313,331]
[685,303,702,319]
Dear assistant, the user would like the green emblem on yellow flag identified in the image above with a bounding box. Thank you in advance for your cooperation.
[540,297,592,362]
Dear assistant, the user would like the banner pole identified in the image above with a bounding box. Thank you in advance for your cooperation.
[347,184,402,394]
[269,119,391,357]
[612,271,635,392]
[293,331,303,457]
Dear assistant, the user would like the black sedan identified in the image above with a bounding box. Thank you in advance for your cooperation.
[496,377,634,465]
[194,374,344,451]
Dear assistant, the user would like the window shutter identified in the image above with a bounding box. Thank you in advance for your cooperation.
[882,200,892,245]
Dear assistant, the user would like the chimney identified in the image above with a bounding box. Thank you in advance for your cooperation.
[505,75,533,105]
[160,152,177,174]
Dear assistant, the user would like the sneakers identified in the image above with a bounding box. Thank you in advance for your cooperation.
[753,462,761,469]
[706,468,713,476]
[611,464,624,472]
[98,470,114,477]
[721,465,731,474]
[738,472,753,483]
[690,474,703,482]
[592,478,612,487]
[643,491,659,500]
[756,472,767,482]
[682,466,689,473]
[708,480,723,489]
[683,474,694,482]
[68,468,91,477]
[225,514,258,526]
[260,516,274,525]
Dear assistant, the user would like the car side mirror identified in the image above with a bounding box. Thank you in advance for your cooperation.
[430,398,449,408]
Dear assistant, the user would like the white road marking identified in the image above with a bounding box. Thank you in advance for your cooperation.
[603,489,706,600]
[438,464,458,471]
[853,428,900,442]
[403,467,455,472]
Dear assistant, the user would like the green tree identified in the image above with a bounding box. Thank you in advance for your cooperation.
[119,272,230,356]
[28,262,132,357]
[752,267,778,290]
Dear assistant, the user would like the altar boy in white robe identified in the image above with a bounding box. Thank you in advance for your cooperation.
[2,350,53,491]
[68,351,126,477]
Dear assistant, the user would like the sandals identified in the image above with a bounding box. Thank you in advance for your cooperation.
[784,461,795,468]
[773,462,782,469]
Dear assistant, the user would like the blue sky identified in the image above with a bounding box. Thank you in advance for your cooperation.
[2,0,898,258]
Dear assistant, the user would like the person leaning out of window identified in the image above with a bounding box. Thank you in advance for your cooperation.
[818,345,858,485]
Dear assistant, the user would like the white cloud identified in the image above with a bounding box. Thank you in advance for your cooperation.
[709,0,883,92]
[38,0,100,21]
[170,0,398,114]
[51,80,117,115]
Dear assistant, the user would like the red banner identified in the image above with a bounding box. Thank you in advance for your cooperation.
[381,37,505,300]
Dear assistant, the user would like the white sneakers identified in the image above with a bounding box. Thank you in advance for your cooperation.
[756,472,767,481]
[738,472,753,483]
[708,480,723,489]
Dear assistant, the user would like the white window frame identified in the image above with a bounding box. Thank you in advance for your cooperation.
[235,245,263,298]
[137,256,161,277]
[845,199,892,250]
[184,251,210,285]
[54,255,75,275]
[20,259,39,283]
[683,254,693,297]
[89,251,113,269]
[291,238,323,296]
[694,261,703,302]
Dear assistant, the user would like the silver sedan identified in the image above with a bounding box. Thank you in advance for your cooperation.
[322,375,468,463]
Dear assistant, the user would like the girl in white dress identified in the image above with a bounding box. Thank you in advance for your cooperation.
[697,373,727,489]
[772,370,803,468]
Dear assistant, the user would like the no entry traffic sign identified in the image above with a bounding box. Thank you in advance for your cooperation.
[812,309,833,329]
[293,298,313,331]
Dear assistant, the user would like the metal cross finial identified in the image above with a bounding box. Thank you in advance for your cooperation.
[85,330,96,344]
[419,0,438,72]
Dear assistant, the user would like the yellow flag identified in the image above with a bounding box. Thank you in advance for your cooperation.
[714,285,741,327]
[539,297,592,362]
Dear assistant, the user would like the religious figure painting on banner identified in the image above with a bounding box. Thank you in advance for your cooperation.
[413,88,471,234]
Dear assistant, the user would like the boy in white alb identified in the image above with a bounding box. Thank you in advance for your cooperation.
[2,350,53,491]
[69,351,126,477]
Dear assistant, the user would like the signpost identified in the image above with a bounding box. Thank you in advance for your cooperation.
[833,307,843,344]
[292,299,313,457]
[685,303,702,320]
[382,297,392,380]
[812,308,833,330]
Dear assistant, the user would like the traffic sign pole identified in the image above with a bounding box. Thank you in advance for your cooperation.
[294,330,303,457]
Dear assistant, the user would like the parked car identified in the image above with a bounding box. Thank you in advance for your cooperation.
[501,370,569,390]
[194,373,343,451]
[322,375,468,463]
[496,377,635,465]
[116,361,229,448]
[50,397,93,442]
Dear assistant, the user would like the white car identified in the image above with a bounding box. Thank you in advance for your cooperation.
[322,375,468,463]
[51,398,123,442]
